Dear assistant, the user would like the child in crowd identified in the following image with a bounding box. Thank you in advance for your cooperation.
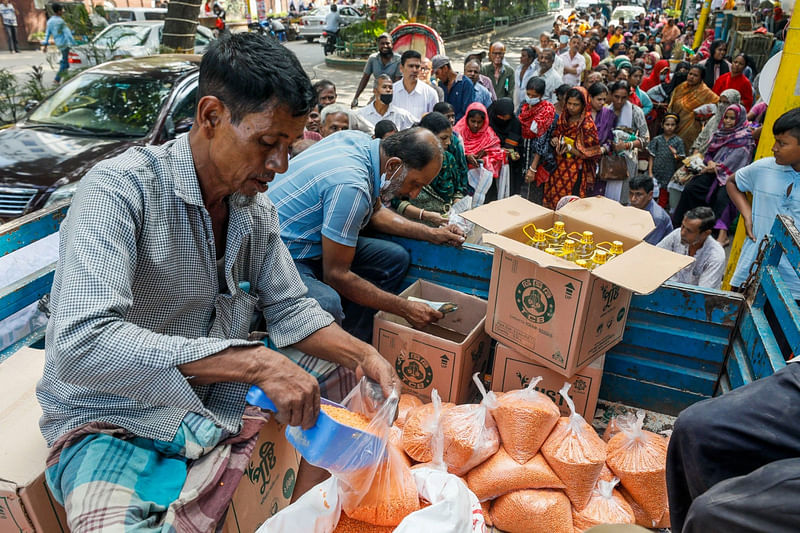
[647,113,685,210]
[728,107,800,298]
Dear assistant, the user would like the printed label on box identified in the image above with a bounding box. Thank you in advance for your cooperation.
[577,278,631,367]
[378,328,458,400]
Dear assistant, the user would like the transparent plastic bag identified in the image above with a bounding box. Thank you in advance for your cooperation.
[572,478,636,532]
[541,383,607,510]
[447,195,475,236]
[466,446,564,502]
[490,489,573,533]
[402,395,454,463]
[409,390,447,472]
[491,376,561,464]
[440,374,500,476]
[395,394,423,429]
[606,410,668,523]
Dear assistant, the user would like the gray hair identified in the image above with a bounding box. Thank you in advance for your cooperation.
[373,73,393,89]
[320,103,353,126]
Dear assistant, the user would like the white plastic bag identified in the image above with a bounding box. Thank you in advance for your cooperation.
[468,164,493,208]
[447,195,474,236]
[497,163,511,200]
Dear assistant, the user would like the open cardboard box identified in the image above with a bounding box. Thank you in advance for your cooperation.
[464,195,693,376]
[492,343,604,419]
[0,348,68,533]
[373,280,491,403]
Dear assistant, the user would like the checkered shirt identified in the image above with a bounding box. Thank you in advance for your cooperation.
[37,134,334,446]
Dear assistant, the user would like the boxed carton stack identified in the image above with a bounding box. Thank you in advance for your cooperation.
[462,195,693,418]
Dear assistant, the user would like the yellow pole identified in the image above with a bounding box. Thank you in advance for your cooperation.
[721,8,800,290]
[674,0,683,15]
[693,0,712,49]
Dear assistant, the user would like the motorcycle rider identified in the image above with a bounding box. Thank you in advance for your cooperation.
[323,3,341,55]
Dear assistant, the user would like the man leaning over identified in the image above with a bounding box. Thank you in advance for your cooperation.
[37,32,395,532]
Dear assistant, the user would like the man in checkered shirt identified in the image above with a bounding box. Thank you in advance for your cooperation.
[36,32,395,530]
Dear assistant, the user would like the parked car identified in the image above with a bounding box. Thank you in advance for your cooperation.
[0,55,201,220]
[105,7,167,22]
[298,5,365,42]
[610,5,646,23]
[68,21,214,68]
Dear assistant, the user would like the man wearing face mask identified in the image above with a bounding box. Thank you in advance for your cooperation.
[351,33,402,109]
[269,128,465,343]
[357,74,416,132]
[656,206,725,288]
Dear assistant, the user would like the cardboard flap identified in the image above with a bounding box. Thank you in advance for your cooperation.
[482,233,582,270]
[558,196,655,241]
[461,195,552,234]
[0,347,50,487]
[594,242,694,294]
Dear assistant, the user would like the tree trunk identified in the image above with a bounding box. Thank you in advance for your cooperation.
[377,0,388,23]
[162,0,201,52]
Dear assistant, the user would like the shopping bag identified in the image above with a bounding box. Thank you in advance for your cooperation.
[497,164,511,200]
[468,164,493,207]
[598,154,629,181]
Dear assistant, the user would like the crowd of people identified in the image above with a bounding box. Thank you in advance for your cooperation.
[297,5,792,292]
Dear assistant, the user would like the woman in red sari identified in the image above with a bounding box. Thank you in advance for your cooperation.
[712,54,753,111]
[543,87,602,209]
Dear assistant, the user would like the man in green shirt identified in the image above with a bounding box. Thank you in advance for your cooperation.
[481,41,514,101]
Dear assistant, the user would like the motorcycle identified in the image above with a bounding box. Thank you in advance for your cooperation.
[321,29,340,56]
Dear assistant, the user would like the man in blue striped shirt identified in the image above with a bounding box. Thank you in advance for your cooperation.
[269,129,465,343]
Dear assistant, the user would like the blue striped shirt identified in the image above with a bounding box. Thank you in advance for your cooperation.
[269,130,382,260]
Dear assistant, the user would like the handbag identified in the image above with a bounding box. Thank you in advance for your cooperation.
[598,153,629,181]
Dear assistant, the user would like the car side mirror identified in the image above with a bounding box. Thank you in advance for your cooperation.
[24,99,40,113]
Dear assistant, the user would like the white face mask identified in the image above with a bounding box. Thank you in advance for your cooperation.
[379,163,407,203]
[559,35,569,44]
[525,95,541,106]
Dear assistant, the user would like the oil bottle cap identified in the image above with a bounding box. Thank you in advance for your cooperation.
[582,230,594,244]
[575,259,589,268]
[593,250,608,264]
[562,239,576,252]
[534,228,547,241]
[553,221,566,233]
[611,241,624,254]
[545,247,560,255]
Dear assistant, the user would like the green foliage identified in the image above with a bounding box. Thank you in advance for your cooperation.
[340,19,386,43]
[0,66,49,125]
[425,0,547,37]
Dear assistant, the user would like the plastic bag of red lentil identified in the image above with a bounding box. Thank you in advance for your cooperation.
[572,478,636,532]
[491,375,561,464]
[541,383,607,511]
[440,373,500,476]
[606,411,668,524]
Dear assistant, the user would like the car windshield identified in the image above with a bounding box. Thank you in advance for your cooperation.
[28,73,173,137]
[93,25,151,48]
[612,8,641,19]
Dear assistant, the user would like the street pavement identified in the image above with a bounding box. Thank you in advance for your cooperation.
[0,13,557,103]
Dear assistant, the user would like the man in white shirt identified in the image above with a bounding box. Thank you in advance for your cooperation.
[392,49,439,122]
[559,35,585,86]
[536,49,563,103]
[513,46,536,111]
[324,3,341,33]
[357,74,416,132]
[657,207,726,289]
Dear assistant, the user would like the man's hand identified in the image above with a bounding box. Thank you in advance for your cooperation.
[350,96,359,109]
[428,223,465,246]
[402,299,444,329]
[256,354,320,429]
[354,348,397,398]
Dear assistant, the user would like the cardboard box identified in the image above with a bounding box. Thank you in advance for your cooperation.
[492,343,605,419]
[223,418,301,533]
[464,196,692,376]
[373,280,492,403]
[0,347,69,533]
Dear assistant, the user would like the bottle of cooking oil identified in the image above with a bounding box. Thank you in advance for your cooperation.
[609,241,624,259]
[531,229,549,251]
[547,221,567,248]
[544,247,561,257]
[577,231,595,259]
[575,259,590,270]
[591,250,608,269]
[560,239,578,262]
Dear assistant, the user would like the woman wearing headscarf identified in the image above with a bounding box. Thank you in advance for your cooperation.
[543,87,602,209]
[453,102,506,202]
[605,80,650,203]
[629,66,653,116]
[641,57,668,92]
[487,98,524,195]
[393,112,468,226]
[519,77,557,205]
[712,53,753,111]
[691,89,741,155]
[668,64,719,150]
[671,104,755,242]
[698,39,731,89]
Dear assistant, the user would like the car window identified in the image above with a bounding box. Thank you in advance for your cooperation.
[115,10,134,21]
[93,25,151,48]
[195,29,209,47]
[171,85,197,125]
[28,73,174,137]
[144,11,166,20]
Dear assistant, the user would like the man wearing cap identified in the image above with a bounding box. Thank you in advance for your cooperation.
[433,54,475,122]
[481,42,515,100]
[465,49,497,101]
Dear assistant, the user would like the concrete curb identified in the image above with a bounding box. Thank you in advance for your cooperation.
[323,12,552,69]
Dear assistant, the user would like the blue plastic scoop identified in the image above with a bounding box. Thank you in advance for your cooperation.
[246,385,388,473]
